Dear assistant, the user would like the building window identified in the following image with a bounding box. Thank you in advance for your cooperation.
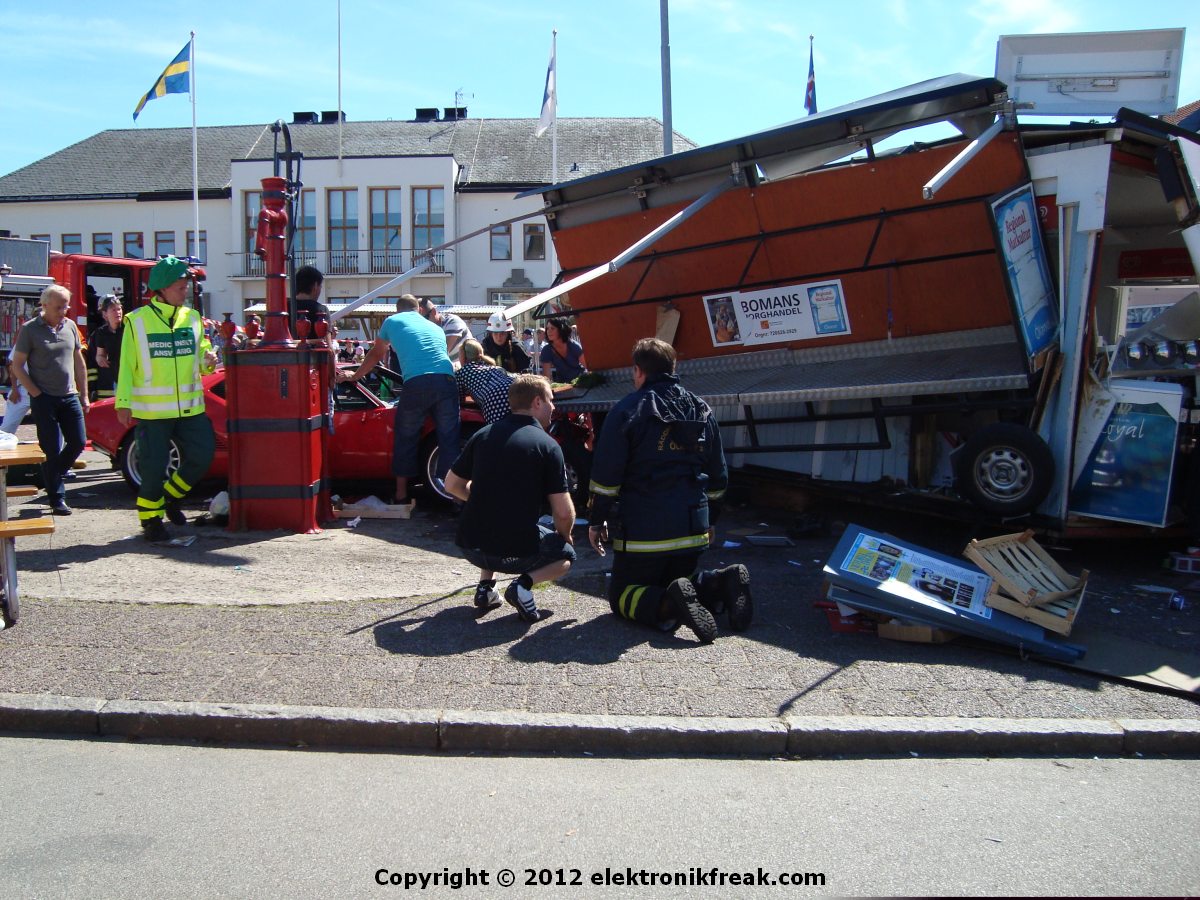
[295,189,316,266]
[62,234,82,254]
[155,231,175,259]
[243,191,263,276]
[93,233,113,257]
[328,188,359,274]
[490,224,512,261]
[412,187,444,272]
[488,290,538,308]
[523,224,546,260]
[370,188,403,273]
[30,234,49,244]
[186,230,207,264]
[123,232,144,259]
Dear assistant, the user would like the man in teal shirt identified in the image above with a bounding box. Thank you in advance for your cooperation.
[337,293,459,504]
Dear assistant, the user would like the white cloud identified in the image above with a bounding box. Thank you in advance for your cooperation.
[969,0,1081,34]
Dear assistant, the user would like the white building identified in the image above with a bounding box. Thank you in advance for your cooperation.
[0,110,693,329]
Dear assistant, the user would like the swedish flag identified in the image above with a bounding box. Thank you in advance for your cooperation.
[133,41,191,121]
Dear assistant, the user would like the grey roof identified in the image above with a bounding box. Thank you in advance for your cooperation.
[0,118,695,201]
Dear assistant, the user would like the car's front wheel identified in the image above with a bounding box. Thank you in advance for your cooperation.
[421,424,482,502]
[116,432,182,492]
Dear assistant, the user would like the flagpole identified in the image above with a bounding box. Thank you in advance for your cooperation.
[550,29,558,186]
[660,0,673,155]
[337,0,344,178]
[190,31,200,267]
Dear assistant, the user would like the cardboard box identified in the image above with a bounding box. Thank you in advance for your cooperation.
[877,621,958,644]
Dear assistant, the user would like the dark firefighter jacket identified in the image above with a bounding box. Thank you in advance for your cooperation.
[588,372,727,554]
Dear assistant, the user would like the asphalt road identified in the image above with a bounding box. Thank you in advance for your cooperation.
[1,736,1196,898]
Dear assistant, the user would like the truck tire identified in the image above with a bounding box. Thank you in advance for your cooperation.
[954,423,1054,517]
[116,433,182,492]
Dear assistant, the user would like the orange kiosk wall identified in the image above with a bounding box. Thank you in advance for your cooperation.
[226,175,331,532]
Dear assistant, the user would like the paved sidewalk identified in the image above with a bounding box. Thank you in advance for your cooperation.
[1,451,1197,754]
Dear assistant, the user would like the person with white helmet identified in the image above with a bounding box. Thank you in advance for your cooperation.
[481,311,531,374]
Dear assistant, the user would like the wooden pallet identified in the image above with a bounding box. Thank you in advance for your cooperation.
[963,530,1087,636]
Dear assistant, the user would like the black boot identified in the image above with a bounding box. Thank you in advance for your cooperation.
[142,518,170,542]
[696,565,753,632]
[664,577,717,644]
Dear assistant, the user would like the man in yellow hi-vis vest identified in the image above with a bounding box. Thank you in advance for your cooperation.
[116,256,218,542]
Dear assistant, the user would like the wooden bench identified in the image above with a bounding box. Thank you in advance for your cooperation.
[0,517,56,538]
[5,486,38,498]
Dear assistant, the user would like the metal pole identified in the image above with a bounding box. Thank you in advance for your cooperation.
[190,32,200,270]
[503,172,737,320]
[660,0,673,155]
[922,118,1004,200]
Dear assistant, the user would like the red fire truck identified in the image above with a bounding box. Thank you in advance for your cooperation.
[0,236,205,382]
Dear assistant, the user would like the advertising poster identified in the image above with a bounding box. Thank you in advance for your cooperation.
[703,279,851,347]
[840,532,993,619]
[990,183,1058,359]
[1069,380,1182,526]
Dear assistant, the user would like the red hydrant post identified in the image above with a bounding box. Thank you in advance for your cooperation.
[254,175,293,344]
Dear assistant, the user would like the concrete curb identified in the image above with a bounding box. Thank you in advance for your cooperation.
[1,693,1198,757]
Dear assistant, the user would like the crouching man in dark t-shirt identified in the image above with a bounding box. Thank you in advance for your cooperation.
[446,374,576,623]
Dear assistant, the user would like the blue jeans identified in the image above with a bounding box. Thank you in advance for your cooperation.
[30,392,86,504]
[392,373,460,479]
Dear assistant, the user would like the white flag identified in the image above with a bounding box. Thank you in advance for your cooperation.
[536,34,556,137]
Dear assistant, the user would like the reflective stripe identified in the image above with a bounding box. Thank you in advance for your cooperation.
[168,472,194,493]
[626,585,647,620]
[131,317,154,385]
[589,480,621,497]
[138,509,165,521]
[706,489,726,500]
[130,398,204,413]
[618,584,647,619]
[136,496,164,510]
[131,385,178,397]
[612,534,710,553]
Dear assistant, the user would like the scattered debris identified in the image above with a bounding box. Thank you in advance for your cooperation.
[166,536,197,548]
[821,524,1084,661]
[745,534,795,547]
[337,496,412,520]
[964,530,1086,636]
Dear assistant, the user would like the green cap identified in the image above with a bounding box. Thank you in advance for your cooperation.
[148,256,195,291]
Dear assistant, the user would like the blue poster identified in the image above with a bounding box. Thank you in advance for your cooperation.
[1068,382,1182,527]
[991,184,1058,359]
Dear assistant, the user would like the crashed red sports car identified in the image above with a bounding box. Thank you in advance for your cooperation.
[84,365,484,497]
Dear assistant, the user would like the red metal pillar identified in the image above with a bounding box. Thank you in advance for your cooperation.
[225,176,332,532]
[254,175,293,345]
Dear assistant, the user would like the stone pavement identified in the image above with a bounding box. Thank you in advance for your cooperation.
[0,450,1197,756]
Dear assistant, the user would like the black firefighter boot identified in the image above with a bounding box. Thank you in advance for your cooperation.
[696,564,753,632]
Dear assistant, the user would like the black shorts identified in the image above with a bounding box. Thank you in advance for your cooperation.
[461,525,576,575]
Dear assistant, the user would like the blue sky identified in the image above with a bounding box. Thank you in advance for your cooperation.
[1,0,1196,178]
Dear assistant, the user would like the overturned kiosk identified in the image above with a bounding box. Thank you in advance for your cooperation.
[513,28,1199,535]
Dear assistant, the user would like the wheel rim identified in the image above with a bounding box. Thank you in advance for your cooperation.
[974,447,1032,502]
[128,439,181,488]
[425,447,453,499]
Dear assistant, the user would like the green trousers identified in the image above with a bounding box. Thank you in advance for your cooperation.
[135,415,215,524]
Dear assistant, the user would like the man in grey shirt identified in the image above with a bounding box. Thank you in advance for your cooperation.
[10,284,90,515]
[419,298,470,363]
